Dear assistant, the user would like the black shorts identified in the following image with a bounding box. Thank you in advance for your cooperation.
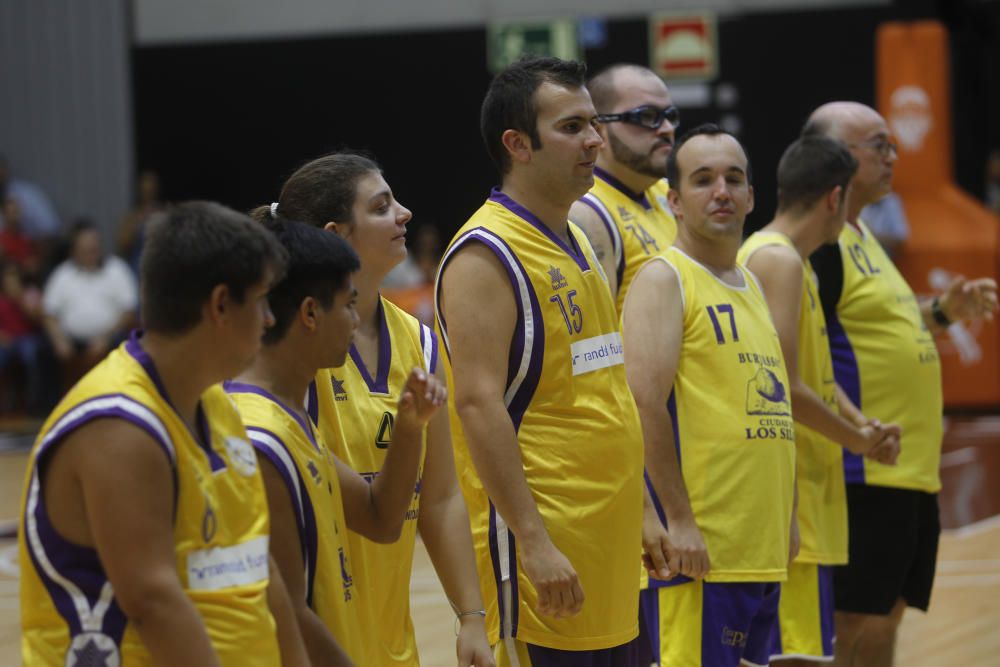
[833,484,940,615]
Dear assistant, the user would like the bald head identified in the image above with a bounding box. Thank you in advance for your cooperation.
[588,63,664,113]
[802,102,884,141]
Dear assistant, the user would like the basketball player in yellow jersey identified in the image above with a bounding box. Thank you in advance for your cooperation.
[623,124,796,667]
[226,218,446,667]
[264,153,493,667]
[569,63,678,313]
[738,136,902,666]
[802,103,997,667]
[18,202,309,667]
[437,56,646,665]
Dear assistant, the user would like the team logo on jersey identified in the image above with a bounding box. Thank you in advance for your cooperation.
[307,459,322,486]
[338,546,354,601]
[224,436,258,476]
[721,626,749,648]
[66,632,120,667]
[331,376,348,402]
[202,500,217,542]
[375,411,394,449]
[745,367,791,416]
[548,265,568,290]
[616,205,635,221]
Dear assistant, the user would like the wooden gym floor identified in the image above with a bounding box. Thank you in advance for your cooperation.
[0,415,998,666]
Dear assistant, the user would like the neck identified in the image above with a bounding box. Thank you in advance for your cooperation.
[236,340,315,411]
[765,211,825,259]
[845,190,869,229]
[596,159,657,195]
[501,177,573,243]
[674,227,741,276]
[354,264,383,336]
[140,332,221,426]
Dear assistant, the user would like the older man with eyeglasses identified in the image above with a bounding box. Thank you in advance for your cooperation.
[805,101,997,667]
[569,63,679,315]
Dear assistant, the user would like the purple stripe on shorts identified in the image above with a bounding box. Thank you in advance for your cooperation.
[818,565,835,656]
[825,309,866,484]
[487,504,506,638]
[246,426,320,605]
[489,188,591,273]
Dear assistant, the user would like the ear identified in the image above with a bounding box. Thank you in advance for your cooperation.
[501,129,532,166]
[204,284,230,327]
[667,187,684,222]
[324,221,351,239]
[299,296,320,333]
[826,185,844,212]
[746,185,755,215]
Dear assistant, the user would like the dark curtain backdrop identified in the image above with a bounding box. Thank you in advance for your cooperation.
[133,1,999,238]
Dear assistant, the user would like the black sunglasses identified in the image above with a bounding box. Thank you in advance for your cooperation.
[597,105,680,130]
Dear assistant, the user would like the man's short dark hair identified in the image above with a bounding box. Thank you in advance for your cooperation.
[776,136,858,214]
[258,218,360,345]
[586,63,657,113]
[665,123,753,189]
[480,56,588,175]
[141,201,288,335]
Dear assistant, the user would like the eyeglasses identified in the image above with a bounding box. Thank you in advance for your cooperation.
[597,105,680,130]
[850,136,898,158]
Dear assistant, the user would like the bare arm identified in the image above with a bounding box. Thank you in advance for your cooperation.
[265,556,312,667]
[622,259,709,580]
[569,200,618,297]
[440,242,583,618]
[48,419,221,666]
[417,361,494,667]
[339,367,445,543]
[746,246,883,455]
[258,456,353,667]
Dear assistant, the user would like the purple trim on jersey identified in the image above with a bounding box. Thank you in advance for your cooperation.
[126,331,226,472]
[700,581,781,667]
[437,227,544,431]
[225,381,321,452]
[421,326,440,375]
[487,504,507,638]
[579,196,625,288]
[349,298,391,394]
[594,166,653,210]
[305,379,319,425]
[489,188,591,273]
[245,425,320,606]
[825,309,866,484]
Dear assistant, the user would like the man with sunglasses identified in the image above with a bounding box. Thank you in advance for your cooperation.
[805,102,997,667]
[569,64,679,314]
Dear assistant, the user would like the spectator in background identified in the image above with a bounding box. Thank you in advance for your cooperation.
[0,261,47,414]
[381,224,441,325]
[1,197,41,276]
[117,169,165,273]
[43,219,137,387]
[0,154,60,241]
[986,149,1000,215]
[860,191,909,259]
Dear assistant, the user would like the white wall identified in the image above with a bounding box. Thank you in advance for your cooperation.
[133,0,889,44]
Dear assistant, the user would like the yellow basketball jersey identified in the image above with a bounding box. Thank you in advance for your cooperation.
[435,189,645,651]
[738,232,848,565]
[579,170,677,313]
[19,335,279,667]
[225,383,367,665]
[309,297,435,666]
[819,221,942,492]
[653,247,795,583]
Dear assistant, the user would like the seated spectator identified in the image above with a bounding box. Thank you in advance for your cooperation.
[1,196,41,275]
[117,169,165,273]
[0,154,60,241]
[0,261,47,414]
[43,219,137,388]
